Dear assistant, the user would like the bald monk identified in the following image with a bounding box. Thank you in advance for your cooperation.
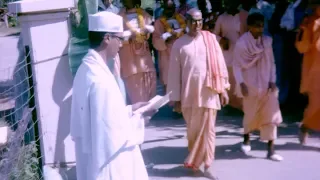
[167,9,229,179]
[233,13,283,161]
[213,0,244,110]
[118,0,156,104]
[295,1,320,144]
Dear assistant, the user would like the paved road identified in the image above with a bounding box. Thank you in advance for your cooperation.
[142,105,320,180]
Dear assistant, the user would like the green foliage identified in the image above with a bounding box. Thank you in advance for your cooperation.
[8,15,18,27]
[9,142,40,180]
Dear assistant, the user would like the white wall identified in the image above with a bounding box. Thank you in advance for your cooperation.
[19,12,76,165]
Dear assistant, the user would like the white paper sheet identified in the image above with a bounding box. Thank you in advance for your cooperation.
[161,28,183,40]
[134,91,172,114]
[123,25,155,41]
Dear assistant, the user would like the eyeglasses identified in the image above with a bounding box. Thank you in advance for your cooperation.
[110,34,125,42]
[191,19,203,24]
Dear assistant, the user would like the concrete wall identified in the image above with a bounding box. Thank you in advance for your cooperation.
[17,12,75,165]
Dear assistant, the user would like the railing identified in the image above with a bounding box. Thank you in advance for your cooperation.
[0,46,42,179]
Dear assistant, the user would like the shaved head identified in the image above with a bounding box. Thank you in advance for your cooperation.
[186,8,203,36]
[186,8,202,20]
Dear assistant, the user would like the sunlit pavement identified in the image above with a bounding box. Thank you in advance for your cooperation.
[142,105,320,180]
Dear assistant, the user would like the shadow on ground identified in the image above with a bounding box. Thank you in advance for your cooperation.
[148,104,312,138]
[144,104,320,178]
[143,140,319,178]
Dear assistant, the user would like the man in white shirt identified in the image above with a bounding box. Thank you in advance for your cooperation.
[70,11,156,180]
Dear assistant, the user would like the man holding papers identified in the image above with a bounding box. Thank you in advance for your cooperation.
[70,11,156,180]
[167,9,230,179]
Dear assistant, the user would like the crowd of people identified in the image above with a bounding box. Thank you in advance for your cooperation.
[70,0,320,179]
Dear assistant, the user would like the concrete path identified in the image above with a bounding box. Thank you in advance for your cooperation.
[142,106,320,180]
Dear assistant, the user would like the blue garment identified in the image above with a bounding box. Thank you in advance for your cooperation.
[249,1,275,36]
[154,7,163,19]
[294,6,308,29]
[273,34,288,104]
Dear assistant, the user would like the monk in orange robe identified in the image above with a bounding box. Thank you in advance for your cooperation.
[295,1,320,144]
[167,9,229,179]
[233,13,283,161]
[213,0,245,110]
[118,0,156,104]
[152,0,186,92]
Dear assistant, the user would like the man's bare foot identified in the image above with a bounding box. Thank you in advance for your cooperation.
[184,164,202,176]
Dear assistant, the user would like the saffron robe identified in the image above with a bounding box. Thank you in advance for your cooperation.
[213,12,244,109]
[167,33,229,168]
[152,17,183,85]
[295,15,320,131]
[119,9,156,104]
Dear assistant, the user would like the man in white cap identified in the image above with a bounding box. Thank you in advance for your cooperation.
[98,0,127,102]
[70,11,155,180]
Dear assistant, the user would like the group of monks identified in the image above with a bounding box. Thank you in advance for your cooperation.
[94,0,320,179]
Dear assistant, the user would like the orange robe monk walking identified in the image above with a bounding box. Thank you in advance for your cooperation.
[295,2,320,144]
[118,1,156,104]
[167,9,229,179]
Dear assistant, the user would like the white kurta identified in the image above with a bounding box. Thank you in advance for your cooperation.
[70,49,148,180]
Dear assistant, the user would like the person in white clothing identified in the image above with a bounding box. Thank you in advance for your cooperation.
[70,11,156,180]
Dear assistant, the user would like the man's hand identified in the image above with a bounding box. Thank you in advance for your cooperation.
[219,91,229,107]
[240,82,249,97]
[131,102,158,123]
[142,109,158,124]
[220,37,229,50]
[173,101,181,113]
[132,102,149,111]
[268,82,277,92]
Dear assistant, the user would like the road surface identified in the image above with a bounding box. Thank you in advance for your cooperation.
[142,105,320,180]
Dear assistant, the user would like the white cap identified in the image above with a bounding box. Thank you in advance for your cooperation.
[88,11,123,33]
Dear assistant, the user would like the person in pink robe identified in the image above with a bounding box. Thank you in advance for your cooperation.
[152,0,183,91]
[295,1,320,144]
[118,0,156,104]
[167,9,229,179]
[213,0,245,110]
[233,13,283,162]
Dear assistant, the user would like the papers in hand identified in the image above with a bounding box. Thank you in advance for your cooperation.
[161,28,183,40]
[123,25,155,41]
[134,91,172,114]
